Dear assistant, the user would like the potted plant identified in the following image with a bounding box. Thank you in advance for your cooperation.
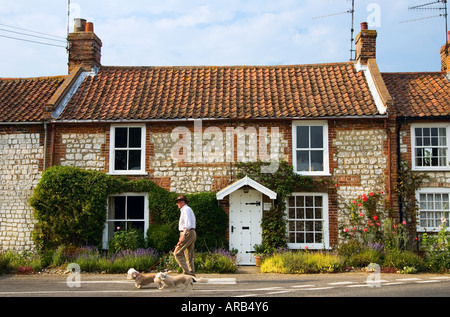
[253,244,266,267]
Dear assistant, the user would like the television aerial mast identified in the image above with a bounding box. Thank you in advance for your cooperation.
[313,0,356,61]
[400,0,448,46]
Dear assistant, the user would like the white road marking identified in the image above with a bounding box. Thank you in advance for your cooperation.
[328,281,355,285]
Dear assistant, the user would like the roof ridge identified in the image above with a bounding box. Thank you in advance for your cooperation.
[0,75,67,81]
[381,71,446,75]
[98,62,353,71]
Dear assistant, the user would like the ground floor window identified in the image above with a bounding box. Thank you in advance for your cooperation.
[416,188,449,232]
[102,193,149,248]
[286,193,329,249]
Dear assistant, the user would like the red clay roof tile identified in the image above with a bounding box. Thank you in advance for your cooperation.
[0,76,66,122]
[58,63,380,121]
[382,72,450,117]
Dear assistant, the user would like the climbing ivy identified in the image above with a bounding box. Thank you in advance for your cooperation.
[30,166,227,253]
[236,161,331,251]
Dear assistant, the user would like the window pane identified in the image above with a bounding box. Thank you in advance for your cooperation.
[288,208,296,219]
[289,232,295,243]
[113,196,126,219]
[115,128,128,148]
[128,221,145,232]
[306,208,314,219]
[416,137,423,146]
[129,128,142,148]
[115,150,128,170]
[311,150,324,171]
[128,150,142,170]
[310,126,323,148]
[296,126,309,148]
[127,196,145,219]
[305,196,314,207]
[296,150,309,171]
[315,196,323,207]
[296,196,304,207]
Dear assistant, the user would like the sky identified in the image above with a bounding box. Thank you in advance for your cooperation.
[0,0,448,78]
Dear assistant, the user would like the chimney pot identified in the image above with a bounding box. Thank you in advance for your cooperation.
[68,18,102,74]
[74,18,86,32]
[361,22,368,30]
[85,22,94,32]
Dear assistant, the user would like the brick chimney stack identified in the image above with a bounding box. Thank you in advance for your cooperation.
[355,22,377,65]
[440,31,450,72]
[67,18,102,73]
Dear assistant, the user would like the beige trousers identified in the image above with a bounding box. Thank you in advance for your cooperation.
[174,229,196,276]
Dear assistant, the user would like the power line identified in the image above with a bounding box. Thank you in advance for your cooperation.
[0,22,67,48]
[0,28,66,43]
[0,34,66,48]
[0,23,66,39]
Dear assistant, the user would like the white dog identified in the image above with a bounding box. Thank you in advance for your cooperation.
[154,272,196,290]
[126,268,157,289]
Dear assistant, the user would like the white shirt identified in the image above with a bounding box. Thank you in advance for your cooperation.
[178,204,196,231]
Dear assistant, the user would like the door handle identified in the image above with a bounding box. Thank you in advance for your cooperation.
[242,226,250,230]
[231,226,235,233]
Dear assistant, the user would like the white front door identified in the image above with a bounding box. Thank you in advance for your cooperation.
[229,188,262,265]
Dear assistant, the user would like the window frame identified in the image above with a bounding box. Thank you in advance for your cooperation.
[411,123,450,171]
[285,192,330,250]
[109,124,147,175]
[102,192,149,249]
[292,120,330,176]
[416,188,450,233]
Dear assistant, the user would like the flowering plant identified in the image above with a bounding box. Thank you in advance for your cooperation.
[340,191,386,244]
[421,213,449,253]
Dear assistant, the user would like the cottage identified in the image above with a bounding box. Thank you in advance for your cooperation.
[381,32,450,234]
[0,19,448,263]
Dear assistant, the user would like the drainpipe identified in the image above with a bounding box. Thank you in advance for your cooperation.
[396,119,403,223]
[50,123,56,167]
[43,121,48,170]
[385,119,392,207]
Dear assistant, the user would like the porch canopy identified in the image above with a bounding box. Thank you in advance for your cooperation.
[216,176,277,200]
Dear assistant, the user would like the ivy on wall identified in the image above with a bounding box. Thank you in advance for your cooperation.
[30,166,227,252]
[236,161,332,251]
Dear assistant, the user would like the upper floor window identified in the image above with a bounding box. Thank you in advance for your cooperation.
[109,125,146,175]
[411,124,449,171]
[292,121,329,175]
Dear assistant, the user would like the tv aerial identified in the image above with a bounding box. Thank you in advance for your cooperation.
[400,0,448,46]
[313,0,356,61]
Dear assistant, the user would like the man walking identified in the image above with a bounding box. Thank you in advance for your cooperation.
[174,195,196,276]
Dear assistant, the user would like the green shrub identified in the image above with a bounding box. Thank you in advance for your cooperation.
[260,251,342,274]
[194,250,237,273]
[383,249,425,271]
[0,252,12,274]
[108,229,145,254]
[345,248,383,268]
[425,251,450,272]
[106,248,159,273]
[30,166,229,254]
[146,223,179,253]
[187,192,228,251]
[30,166,122,251]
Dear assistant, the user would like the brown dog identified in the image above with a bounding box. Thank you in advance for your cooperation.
[126,268,157,289]
[154,272,196,290]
